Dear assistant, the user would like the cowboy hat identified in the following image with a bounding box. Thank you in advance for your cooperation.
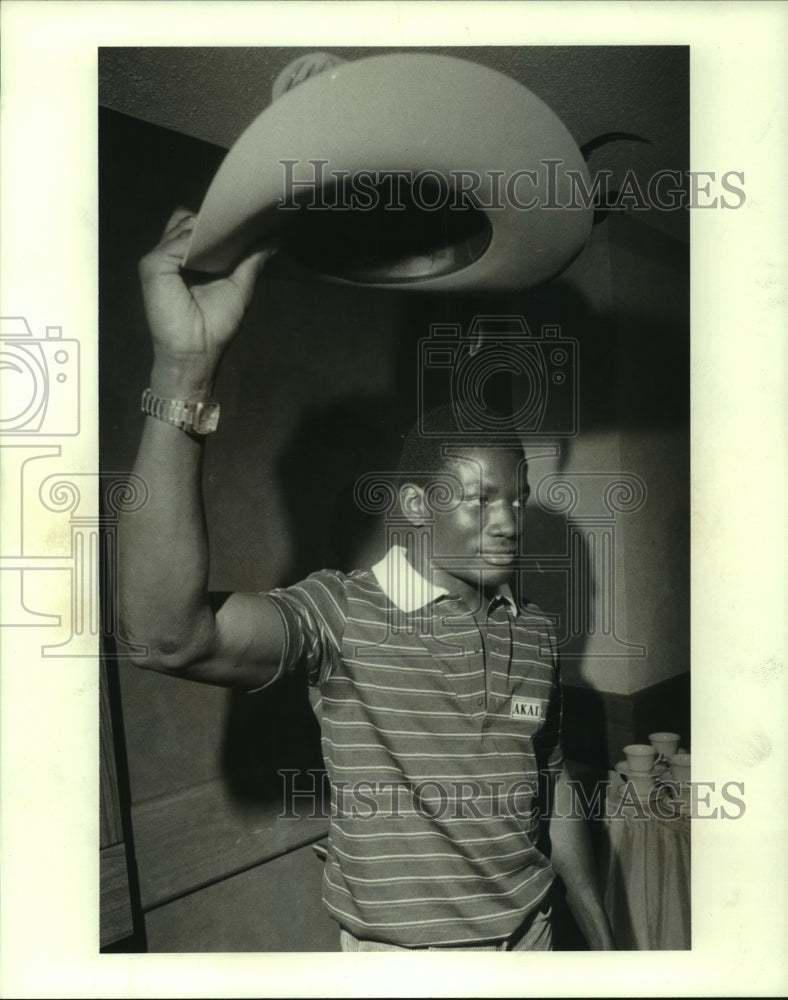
[184,51,592,291]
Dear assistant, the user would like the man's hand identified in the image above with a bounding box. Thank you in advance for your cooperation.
[137,208,278,396]
[562,878,616,950]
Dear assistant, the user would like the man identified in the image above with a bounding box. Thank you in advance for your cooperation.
[118,208,615,951]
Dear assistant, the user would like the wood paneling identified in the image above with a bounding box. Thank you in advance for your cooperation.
[100,662,124,848]
[100,662,139,948]
[100,843,134,947]
[143,842,339,952]
[132,777,329,911]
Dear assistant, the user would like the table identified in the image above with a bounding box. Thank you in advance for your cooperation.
[598,789,691,950]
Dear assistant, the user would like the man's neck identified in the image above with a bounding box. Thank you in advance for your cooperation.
[430,566,485,614]
[404,547,510,615]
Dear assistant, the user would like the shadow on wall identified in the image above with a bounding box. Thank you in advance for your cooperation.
[219,392,406,802]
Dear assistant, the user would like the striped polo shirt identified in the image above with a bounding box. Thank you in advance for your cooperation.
[266,545,563,947]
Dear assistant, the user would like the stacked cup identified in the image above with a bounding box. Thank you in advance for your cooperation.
[649,731,680,768]
[615,743,660,800]
[664,751,691,814]
[647,732,691,814]
[615,733,690,810]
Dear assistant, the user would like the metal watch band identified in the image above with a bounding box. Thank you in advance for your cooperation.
[140,388,220,435]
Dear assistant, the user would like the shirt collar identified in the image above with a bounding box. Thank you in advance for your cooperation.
[372,545,517,615]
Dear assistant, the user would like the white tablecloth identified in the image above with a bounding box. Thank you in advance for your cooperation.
[599,797,691,950]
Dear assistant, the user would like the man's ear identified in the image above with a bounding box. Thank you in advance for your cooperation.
[399,483,427,526]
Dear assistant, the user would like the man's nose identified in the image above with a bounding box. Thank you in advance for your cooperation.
[488,502,521,538]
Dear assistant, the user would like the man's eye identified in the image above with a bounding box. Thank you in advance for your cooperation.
[464,495,487,505]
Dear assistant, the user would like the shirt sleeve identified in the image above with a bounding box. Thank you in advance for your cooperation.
[263,569,348,687]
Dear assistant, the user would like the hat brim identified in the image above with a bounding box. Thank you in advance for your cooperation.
[183,52,592,292]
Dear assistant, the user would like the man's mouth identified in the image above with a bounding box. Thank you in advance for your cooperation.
[480,550,517,565]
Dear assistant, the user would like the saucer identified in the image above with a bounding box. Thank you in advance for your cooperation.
[615,761,662,779]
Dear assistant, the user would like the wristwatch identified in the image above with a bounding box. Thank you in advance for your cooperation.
[140,388,221,435]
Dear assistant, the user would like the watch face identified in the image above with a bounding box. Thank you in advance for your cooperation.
[194,401,220,434]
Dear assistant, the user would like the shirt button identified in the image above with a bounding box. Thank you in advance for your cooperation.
[476,697,484,707]
[473,645,481,654]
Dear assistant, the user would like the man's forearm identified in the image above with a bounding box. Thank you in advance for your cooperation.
[118,365,218,671]
[548,765,616,950]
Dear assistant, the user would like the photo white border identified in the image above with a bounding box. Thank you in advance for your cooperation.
[1,1,786,996]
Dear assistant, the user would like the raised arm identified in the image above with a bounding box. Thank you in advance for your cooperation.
[117,209,286,690]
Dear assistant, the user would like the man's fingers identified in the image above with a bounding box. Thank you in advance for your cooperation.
[139,224,197,282]
[162,207,197,240]
[144,211,278,293]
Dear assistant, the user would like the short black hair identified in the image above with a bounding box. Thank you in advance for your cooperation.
[397,404,526,485]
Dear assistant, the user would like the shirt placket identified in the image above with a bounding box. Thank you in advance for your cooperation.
[462,607,487,717]
[435,599,512,720]
[431,602,485,717]
[483,597,514,712]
